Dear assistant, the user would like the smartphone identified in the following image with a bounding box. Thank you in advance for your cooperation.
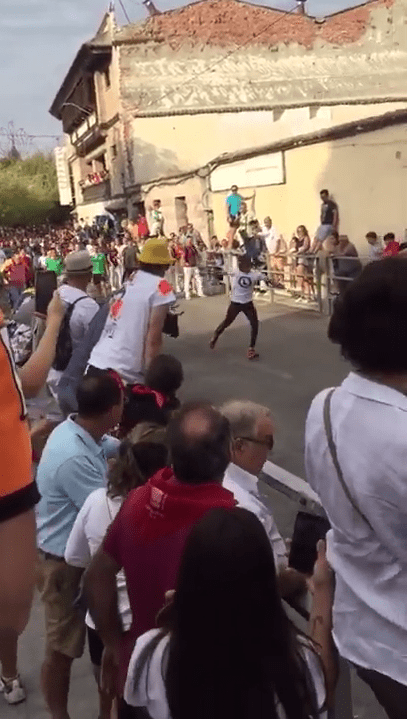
[288,511,330,575]
[35,271,58,316]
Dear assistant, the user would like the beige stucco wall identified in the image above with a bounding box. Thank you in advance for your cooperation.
[211,123,407,254]
[129,101,407,185]
[94,46,121,125]
[140,175,209,240]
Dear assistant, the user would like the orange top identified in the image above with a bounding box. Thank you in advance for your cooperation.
[0,322,39,521]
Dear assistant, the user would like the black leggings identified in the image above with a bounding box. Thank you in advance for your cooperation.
[213,301,259,348]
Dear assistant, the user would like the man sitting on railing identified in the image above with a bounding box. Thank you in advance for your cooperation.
[329,232,361,295]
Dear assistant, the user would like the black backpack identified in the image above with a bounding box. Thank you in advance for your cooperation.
[53,296,88,372]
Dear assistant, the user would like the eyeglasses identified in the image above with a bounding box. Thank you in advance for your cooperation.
[237,436,274,452]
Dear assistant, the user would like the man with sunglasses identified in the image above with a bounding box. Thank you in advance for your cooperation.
[221,400,306,597]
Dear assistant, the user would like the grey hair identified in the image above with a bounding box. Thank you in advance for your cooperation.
[220,400,271,439]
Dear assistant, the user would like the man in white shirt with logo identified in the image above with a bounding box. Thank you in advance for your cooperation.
[88,238,175,384]
[47,251,99,419]
[209,255,263,360]
[221,400,306,598]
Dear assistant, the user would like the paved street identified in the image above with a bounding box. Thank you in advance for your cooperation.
[5,294,385,718]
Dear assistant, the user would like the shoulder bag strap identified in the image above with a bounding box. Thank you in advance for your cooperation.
[323,389,373,530]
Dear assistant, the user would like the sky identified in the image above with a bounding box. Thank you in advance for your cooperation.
[0,0,362,152]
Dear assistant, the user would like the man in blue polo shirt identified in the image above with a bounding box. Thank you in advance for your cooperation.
[226,185,243,222]
[36,371,123,719]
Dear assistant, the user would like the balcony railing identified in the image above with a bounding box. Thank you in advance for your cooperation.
[81,178,111,203]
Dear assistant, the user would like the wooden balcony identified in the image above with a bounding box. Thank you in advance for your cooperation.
[81,179,111,203]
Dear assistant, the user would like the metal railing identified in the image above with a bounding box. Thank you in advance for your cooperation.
[165,253,368,315]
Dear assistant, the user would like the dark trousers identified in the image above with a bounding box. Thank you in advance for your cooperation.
[355,664,407,719]
[213,301,259,348]
[118,699,150,718]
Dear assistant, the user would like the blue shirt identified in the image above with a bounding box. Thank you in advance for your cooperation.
[226,193,243,217]
[36,416,119,557]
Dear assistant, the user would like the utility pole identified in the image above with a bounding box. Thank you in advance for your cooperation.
[0,122,60,158]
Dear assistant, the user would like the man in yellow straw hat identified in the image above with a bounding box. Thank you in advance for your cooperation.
[88,238,175,384]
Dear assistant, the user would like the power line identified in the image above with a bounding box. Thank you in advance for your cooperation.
[118,0,132,23]
[134,3,299,114]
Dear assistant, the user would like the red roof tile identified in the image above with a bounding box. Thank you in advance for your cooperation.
[116,0,395,50]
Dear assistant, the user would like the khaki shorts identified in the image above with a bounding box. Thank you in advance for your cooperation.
[37,552,86,659]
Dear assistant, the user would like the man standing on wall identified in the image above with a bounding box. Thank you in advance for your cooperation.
[226,186,255,244]
[315,189,339,245]
[149,200,165,237]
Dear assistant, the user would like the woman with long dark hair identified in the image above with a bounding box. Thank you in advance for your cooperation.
[124,507,336,719]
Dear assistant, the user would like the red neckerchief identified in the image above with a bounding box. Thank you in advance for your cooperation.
[131,383,166,409]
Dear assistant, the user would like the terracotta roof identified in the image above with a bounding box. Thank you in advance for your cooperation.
[114,0,395,50]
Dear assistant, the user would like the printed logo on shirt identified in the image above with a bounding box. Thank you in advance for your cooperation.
[158,279,173,296]
[149,486,167,514]
[110,298,123,320]
[238,276,253,289]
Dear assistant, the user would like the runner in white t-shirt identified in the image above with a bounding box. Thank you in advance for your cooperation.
[209,255,265,360]
[88,238,175,384]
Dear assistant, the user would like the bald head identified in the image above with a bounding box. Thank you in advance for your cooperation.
[168,402,232,485]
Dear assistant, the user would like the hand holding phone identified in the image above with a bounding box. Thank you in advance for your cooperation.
[35,271,58,317]
[288,511,330,576]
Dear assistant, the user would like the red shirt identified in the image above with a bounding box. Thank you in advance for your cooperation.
[383,241,400,257]
[103,467,236,689]
[137,216,149,238]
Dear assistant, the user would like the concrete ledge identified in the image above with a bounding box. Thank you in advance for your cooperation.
[261,459,322,513]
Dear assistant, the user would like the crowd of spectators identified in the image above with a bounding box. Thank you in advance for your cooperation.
[1,199,407,719]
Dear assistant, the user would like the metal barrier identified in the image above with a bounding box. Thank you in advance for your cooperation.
[168,252,369,315]
[260,460,354,719]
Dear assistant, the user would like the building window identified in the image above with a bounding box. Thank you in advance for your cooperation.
[175,196,188,230]
[111,144,117,159]
[104,68,111,89]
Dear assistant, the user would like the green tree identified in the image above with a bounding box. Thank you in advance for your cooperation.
[0,153,67,226]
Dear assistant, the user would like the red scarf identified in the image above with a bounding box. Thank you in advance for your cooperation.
[131,383,165,409]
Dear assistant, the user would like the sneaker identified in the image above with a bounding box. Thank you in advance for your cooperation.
[247,348,259,360]
[0,675,26,704]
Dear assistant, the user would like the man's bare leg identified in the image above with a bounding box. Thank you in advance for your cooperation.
[41,649,73,719]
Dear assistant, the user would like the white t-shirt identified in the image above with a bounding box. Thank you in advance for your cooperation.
[64,487,131,631]
[262,225,281,255]
[89,270,175,384]
[124,630,327,719]
[231,270,263,304]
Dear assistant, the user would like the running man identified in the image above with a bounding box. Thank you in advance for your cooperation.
[209,255,265,360]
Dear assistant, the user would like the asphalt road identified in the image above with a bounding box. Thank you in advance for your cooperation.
[4,294,385,719]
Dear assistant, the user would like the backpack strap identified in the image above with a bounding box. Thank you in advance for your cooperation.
[323,389,373,530]
[64,295,89,319]
[70,295,89,309]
